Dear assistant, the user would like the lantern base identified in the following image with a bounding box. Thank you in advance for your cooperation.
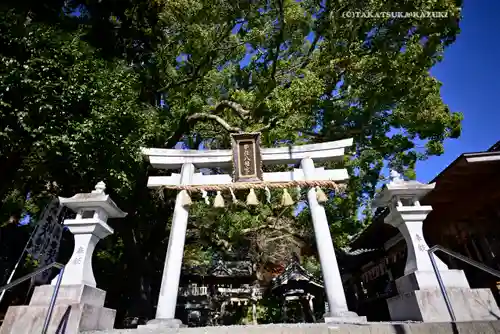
[395,270,469,294]
[0,284,115,334]
[387,287,500,322]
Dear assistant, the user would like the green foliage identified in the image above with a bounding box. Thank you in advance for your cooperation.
[302,255,321,278]
[255,295,283,324]
[0,0,464,325]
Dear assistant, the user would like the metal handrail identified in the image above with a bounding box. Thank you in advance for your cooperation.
[428,245,500,322]
[0,262,65,334]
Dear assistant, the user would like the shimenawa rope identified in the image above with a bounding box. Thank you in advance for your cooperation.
[159,180,344,192]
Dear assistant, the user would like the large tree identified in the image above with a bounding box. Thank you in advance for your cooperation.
[0,0,463,326]
[0,5,170,321]
[138,0,463,264]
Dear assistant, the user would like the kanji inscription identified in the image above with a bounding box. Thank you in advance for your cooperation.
[415,234,427,252]
[231,133,263,182]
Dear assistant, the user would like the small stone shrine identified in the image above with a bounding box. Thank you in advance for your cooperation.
[270,258,324,323]
[373,171,500,322]
[0,182,126,334]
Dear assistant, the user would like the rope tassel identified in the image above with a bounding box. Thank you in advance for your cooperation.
[229,188,238,203]
[246,188,259,206]
[179,190,192,207]
[316,186,328,203]
[265,186,271,203]
[214,191,225,208]
[201,189,210,205]
[281,189,294,207]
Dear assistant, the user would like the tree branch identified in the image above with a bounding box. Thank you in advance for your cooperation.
[301,32,321,70]
[240,221,306,242]
[255,116,280,132]
[164,112,241,148]
[164,104,245,147]
[271,0,285,81]
[187,113,242,133]
[157,24,233,93]
[214,100,251,120]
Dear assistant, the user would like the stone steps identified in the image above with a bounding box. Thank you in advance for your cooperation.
[83,321,500,334]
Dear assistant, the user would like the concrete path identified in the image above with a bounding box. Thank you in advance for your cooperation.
[83,321,500,334]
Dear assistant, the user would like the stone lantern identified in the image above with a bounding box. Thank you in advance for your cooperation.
[373,171,500,322]
[0,182,127,334]
[51,181,127,287]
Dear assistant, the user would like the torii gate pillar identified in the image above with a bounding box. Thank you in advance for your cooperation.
[147,163,194,328]
[142,138,366,327]
[301,157,362,322]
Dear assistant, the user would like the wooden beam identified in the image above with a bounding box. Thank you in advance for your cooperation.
[465,153,500,163]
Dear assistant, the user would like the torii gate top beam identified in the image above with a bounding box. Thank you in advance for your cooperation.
[142,138,353,169]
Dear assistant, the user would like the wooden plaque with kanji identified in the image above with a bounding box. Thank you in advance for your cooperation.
[231,133,263,183]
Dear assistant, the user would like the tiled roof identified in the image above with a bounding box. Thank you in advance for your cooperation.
[271,260,323,290]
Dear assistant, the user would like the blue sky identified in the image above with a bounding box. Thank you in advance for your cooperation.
[416,0,500,182]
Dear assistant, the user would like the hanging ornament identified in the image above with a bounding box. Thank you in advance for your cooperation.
[316,186,328,203]
[179,190,192,207]
[229,188,238,203]
[281,189,294,207]
[201,189,210,205]
[213,191,225,208]
[246,188,259,206]
[265,186,271,203]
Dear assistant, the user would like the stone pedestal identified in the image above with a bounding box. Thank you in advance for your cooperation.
[395,270,469,294]
[0,285,115,334]
[386,271,500,322]
[387,288,500,322]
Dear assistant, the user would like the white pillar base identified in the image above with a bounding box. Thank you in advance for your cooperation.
[140,318,185,329]
[324,310,367,324]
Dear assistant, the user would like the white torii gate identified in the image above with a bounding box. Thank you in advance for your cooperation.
[142,138,364,327]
